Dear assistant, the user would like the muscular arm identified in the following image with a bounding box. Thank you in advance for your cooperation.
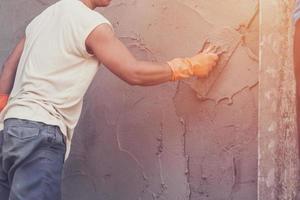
[86,24,174,86]
[0,37,26,94]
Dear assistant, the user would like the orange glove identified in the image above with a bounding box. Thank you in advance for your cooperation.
[167,46,219,81]
[0,94,9,112]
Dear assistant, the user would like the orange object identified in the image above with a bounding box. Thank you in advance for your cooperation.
[167,53,219,81]
[0,94,9,112]
[168,53,219,81]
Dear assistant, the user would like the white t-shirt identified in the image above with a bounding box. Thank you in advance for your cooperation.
[0,0,112,159]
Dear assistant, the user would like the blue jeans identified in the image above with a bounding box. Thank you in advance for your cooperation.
[0,118,66,200]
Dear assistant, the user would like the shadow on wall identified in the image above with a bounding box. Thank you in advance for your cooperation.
[62,0,258,200]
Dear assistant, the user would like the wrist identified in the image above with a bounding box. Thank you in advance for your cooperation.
[167,58,194,81]
[166,61,177,81]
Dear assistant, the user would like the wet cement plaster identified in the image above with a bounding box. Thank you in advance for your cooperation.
[0,0,258,199]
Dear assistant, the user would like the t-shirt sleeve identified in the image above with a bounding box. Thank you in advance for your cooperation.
[293,0,300,25]
[67,9,113,58]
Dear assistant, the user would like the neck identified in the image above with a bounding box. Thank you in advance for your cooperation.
[80,0,96,10]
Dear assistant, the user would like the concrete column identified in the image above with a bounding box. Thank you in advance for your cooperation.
[259,0,299,199]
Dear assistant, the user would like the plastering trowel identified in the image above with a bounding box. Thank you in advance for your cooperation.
[184,27,242,99]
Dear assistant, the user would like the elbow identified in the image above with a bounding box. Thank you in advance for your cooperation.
[125,73,144,86]
[126,79,142,86]
[122,61,146,86]
[125,69,145,86]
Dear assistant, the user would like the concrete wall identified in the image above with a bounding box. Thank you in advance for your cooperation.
[0,0,259,199]
[259,0,299,199]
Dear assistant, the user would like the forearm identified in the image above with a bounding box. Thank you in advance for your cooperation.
[132,61,172,86]
[0,57,19,111]
[0,37,25,94]
[0,63,18,94]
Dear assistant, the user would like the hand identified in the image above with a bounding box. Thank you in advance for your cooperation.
[167,44,219,81]
[0,94,8,112]
[189,45,219,78]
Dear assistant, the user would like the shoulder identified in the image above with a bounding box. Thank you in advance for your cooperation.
[86,23,114,47]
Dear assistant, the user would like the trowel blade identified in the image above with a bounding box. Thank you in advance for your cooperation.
[184,27,242,99]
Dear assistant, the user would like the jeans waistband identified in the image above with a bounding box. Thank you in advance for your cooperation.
[4,118,60,134]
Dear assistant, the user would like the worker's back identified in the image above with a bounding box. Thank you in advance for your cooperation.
[0,0,112,159]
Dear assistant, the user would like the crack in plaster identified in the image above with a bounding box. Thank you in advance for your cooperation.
[237,4,259,62]
[227,157,238,200]
[182,118,192,200]
[115,115,152,198]
[152,121,168,200]
[172,81,192,200]
[120,35,158,62]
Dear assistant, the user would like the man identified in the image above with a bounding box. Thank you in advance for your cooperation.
[0,0,219,199]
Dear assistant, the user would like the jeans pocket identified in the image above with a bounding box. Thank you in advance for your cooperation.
[5,126,40,140]
[55,127,66,146]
